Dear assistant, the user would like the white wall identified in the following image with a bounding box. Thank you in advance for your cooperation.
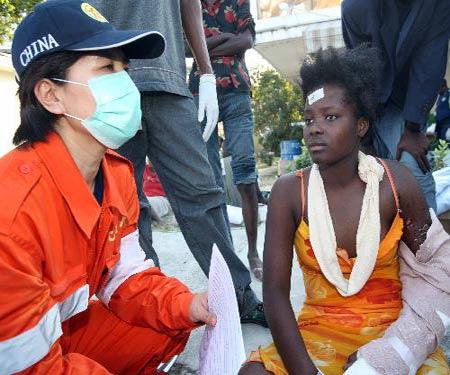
[0,54,19,156]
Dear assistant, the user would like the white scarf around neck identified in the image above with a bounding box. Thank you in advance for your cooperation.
[307,151,384,297]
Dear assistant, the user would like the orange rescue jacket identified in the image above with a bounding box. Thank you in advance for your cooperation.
[0,133,196,374]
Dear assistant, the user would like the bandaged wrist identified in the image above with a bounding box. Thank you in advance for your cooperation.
[358,212,450,374]
[200,73,216,85]
[344,356,380,374]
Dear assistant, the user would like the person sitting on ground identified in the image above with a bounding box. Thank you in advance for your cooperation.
[143,162,172,222]
[239,46,450,375]
[0,1,215,373]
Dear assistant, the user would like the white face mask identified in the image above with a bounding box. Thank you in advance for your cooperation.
[53,71,142,149]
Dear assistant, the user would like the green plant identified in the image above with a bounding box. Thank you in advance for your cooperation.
[428,136,440,152]
[295,139,313,170]
[257,149,275,167]
[0,0,42,45]
[252,69,304,156]
[432,139,450,171]
[285,160,296,173]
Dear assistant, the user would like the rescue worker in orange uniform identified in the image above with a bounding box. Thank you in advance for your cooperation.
[0,1,216,373]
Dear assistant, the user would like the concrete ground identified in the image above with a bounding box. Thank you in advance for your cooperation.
[153,210,450,373]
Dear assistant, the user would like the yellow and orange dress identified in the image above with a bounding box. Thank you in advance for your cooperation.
[249,168,450,375]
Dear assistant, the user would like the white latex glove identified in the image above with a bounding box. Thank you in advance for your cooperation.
[198,74,219,142]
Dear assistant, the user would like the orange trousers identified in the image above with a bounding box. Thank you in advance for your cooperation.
[61,301,190,374]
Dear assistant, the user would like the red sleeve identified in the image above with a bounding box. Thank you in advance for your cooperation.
[109,269,198,335]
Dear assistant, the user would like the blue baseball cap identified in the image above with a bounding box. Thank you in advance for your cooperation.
[12,0,165,77]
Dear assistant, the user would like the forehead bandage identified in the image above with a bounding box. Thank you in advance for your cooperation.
[307,88,324,105]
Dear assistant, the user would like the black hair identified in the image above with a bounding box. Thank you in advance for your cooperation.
[14,49,127,146]
[300,45,382,135]
[14,51,85,146]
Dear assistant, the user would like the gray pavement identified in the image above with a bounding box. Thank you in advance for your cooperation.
[153,212,449,373]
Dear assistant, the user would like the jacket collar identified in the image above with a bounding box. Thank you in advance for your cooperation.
[101,150,128,219]
[33,132,128,238]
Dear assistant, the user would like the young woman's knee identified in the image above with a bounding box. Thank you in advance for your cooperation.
[239,362,272,374]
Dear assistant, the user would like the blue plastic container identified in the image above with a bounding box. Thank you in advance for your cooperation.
[280,140,301,160]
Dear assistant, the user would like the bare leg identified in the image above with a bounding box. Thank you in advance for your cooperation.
[237,182,263,281]
[239,362,272,374]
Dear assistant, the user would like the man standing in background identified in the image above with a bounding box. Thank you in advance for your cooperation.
[89,0,267,326]
[342,0,450,211]
[189,0,263,281]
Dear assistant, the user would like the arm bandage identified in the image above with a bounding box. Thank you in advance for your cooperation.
[355,211,450,375]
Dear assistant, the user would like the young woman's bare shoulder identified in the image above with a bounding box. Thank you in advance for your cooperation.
[269,170,307,222]
[271,172,301,199]
[380,159,431,237]
[380,159,423,202]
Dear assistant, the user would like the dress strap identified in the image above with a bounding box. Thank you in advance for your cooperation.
[376,158,400,212]
[295,170,305,220]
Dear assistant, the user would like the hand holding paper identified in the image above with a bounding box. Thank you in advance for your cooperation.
[189,292,217,327]
[199,245,246,375]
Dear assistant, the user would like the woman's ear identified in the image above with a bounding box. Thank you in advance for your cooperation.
[357,117,369,138]
[34,79,65,115]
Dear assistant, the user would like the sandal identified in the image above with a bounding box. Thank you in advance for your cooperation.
[240,302,268,328]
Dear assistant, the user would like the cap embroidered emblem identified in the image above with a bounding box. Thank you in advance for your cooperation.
[81,3,108,23]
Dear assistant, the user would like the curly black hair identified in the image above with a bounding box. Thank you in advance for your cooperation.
[300,45,382,127]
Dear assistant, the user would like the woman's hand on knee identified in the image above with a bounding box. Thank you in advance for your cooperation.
[239,362,272,374]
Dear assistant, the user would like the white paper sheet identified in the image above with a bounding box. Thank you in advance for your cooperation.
[199,245,246,375]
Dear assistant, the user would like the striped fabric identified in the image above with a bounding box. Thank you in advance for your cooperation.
[97,230,154,306]
[0,284,89,374]
[60,284,89,322]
